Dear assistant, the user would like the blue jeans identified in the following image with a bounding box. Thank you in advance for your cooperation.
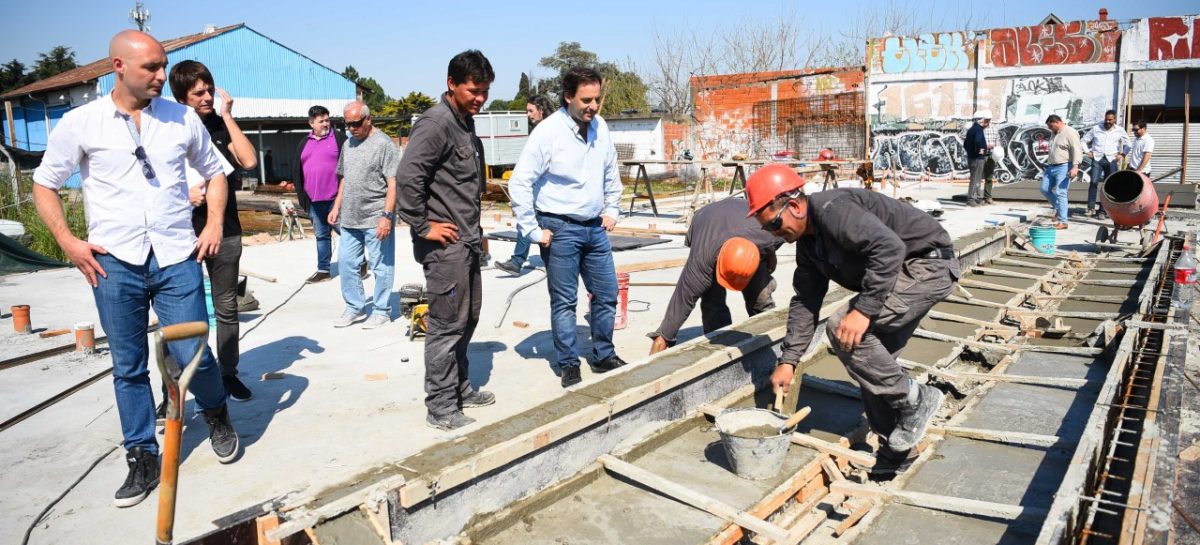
[510,233,531,268]
[1088,157,1118,211]
[309,200,337,272]
[93,252,226,454]
[339,225,395,317]
[537,214,618,368]
[1042,163,1071,222]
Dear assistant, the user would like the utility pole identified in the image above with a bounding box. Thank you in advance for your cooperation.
[129,2,151,32]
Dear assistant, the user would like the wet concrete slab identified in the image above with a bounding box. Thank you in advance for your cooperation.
[853,503,1033,545]
[899,337,958,365]
[970,272,1038,290]
[920,316,982,339]
[905,437,1070,508]
[959,353,1104,440]
[932,301,1003,321]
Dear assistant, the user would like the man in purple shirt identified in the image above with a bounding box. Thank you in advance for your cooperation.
[293,105,347,283]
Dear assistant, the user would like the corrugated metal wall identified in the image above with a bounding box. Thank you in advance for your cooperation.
[1147,123,1200,184]
[98,26,355,102]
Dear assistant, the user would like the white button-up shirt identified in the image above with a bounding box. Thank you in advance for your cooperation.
[1082,123,1130,162]
[509,108,623,243]
[33,95,223,267]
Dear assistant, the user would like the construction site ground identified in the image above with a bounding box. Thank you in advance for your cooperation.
[1,179,1195,545]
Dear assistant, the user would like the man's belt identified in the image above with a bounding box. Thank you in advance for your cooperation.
[537,212,601,227]
[912,247,956,260]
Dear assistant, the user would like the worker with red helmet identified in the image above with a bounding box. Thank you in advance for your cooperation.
[648,198,784,354]
[746,163,960,480]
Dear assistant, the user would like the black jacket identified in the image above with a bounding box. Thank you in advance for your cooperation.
[292,130,347,210]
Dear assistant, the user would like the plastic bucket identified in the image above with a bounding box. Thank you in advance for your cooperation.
[1029,226,1057,255]
[715,408,792,480]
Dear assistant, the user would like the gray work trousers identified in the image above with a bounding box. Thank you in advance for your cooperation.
[203,235,242,376]
[699,266,777,334]
[825,257,959,439]
[967,157,986,202]
[419,241,482,416]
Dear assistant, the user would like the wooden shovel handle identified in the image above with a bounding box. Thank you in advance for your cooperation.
[774,389,785,413]
[160,321,209,342]
[781,406,812,431]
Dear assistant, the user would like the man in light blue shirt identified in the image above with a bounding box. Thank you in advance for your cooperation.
[509,66,627,388]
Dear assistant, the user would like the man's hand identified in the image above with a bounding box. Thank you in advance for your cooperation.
[327,208,339,225]
[424,221,459,247]
[196,226,223,262]
[217,87,234,118]
[650,336,669,355]
[601,215,616,231]
[539,230,554,247]
[835,309,871,352]
[63,237,108,288]
[376,216,392,240]
[1069,167,1080,179]
[188,183,206,207]
[770,363,795,394]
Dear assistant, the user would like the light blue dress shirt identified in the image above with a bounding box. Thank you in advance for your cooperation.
[509,108,623,243]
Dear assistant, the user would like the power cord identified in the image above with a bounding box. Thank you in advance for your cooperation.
[22,445,119,545]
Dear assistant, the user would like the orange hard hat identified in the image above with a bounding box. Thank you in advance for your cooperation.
[745,163,805,217]
[716,237,761,291]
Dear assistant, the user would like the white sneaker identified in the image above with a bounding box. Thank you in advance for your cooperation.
[362,314,390,329]
[333,310,366,328]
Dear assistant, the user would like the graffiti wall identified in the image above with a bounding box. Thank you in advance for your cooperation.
[870,32,975,74]
[1123,15,1200,62]
[1003,74,1115,125]
[987,20,1120,67]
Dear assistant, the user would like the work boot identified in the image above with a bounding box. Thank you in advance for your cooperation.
[426,410,475,431]
[589,355,627,374]
[888,383,944,452]
[985,198,995,205]
[114,447,160,508]
[495,259,522,275]
[306,271,331,284]
[461,390,496,409]
[224,375,252,402]
[560,365,582,388]
[202,405,240,464]
[850,444,919,481]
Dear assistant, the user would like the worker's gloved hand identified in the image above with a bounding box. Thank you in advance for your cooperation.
[770,363,795,394]
[649,336,669,355]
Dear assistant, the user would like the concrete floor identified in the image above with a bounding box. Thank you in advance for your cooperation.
[0,181,1192,545]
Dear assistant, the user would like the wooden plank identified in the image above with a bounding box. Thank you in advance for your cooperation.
[958,278,1031,295]
[256,513,283,545]
[926,310,1015,330]
[898,359,1089,389]
[992,257,1142,274]
[790,432,876,468]
[930,425,1073,448]
[831,481,1050,521]
[705,459,825,545]
[616,258,688,274]
[597,455,791,544]
[833,498,876,537]
[1119,331,1171,545]
[913,329,1103,356]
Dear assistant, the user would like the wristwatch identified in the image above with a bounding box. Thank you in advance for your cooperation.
[383,211,394,221]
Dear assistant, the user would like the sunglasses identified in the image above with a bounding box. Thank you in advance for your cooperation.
[132,146,156,179]
[762,208,786,232]
[344,117,367,129]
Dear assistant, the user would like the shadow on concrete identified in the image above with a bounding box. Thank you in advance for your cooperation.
[179,335,320,463]
[514,326,596,375]
[467,341,506,388]
[702,440,734,472]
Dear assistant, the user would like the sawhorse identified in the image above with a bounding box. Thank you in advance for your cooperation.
[278,200,307,241]
[627,162,659,217]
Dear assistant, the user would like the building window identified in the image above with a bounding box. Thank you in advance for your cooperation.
[510,120,520,130]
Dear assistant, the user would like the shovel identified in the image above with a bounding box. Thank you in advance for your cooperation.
[154,321,209,545]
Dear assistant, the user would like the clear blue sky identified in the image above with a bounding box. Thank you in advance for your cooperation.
[2,0,1195,103]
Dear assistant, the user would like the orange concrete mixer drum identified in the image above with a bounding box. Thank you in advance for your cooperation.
[1099,170,1160,227]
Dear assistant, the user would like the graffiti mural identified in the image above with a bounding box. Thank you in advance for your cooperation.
[1003,74,1114,126]
[1148,16,1200,60]
[988,20,1119,67]
[872,32,975,74]
[870,81,977,122]
[871,122,1092,184]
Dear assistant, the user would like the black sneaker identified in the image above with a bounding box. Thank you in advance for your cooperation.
[461,390,496,408]
[306,271,331,284]
[561,366,582,388]
[426,410,475,431]
[201,405,240,464]
[155,399,167,428]
[359,262,369,279]
[223,375,252,402]
[495,260,522,275]
[114,447,160,508]
[589,355,627,374]
[889,384,944,451]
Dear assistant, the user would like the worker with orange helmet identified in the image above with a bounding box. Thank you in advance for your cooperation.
[648,198,784,354]
[746,163,960,480]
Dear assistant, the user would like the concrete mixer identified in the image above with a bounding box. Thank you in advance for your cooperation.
[1095,170,1168,249]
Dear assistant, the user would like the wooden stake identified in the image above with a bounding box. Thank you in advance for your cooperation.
[790,432,876,468]
[616,258,688,274]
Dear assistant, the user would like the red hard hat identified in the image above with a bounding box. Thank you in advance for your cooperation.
[745,163,805,217]
[818,148,835,161]
[716,237,761,291]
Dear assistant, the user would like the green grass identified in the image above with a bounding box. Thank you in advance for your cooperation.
[0,174,87,262]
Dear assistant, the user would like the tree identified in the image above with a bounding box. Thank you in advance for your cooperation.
[1,59,28,93]
[536,42,648,116]
[32,46,76,80]
[375,91,436,137]
[341,65,389,113]
[516,73,532,101]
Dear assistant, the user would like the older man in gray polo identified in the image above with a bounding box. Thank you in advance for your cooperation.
[328,101,399,328]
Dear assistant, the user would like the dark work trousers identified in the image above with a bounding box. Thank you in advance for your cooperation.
[699,266,777,334]
[825,257,959,441]
[982,156,997,200]
[204,235,242,376]
[967,157,986,202]
[1088,157,1118,211]
[420,241,482,416]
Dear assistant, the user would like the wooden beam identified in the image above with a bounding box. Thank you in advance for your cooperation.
[958,278,1032,295]
[833,498,876,536]
[930,425,1074,449]
[616,258,688,274]
[913,329,1103,356]
[898,359,1089,389]
[790,432,876,468]
[597,455,792,544]
[925,310,1015,331]
[992,257,1142,274]
[830,481,1050,521]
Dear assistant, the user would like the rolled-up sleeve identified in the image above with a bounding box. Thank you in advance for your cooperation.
[781,257,829,363]
[33,115,82,190]
[509,130,549,243]
[824,200,904,317]
[396,117,447,237]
